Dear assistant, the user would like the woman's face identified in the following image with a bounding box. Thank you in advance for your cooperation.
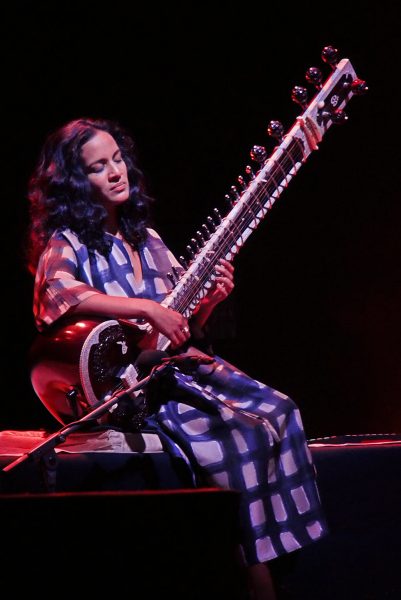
[81,130,129,207]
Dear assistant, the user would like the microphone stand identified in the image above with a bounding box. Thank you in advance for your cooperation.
[2,359,175,492]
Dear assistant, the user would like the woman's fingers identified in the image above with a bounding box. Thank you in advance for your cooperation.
[169,313,191,348]
[216,259,234,277]
[148,303,190,347]
[215,260,235,297]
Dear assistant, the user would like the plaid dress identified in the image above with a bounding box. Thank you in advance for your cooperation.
[34,228,328,566]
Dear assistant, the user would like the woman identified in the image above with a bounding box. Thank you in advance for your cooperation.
[27,117,328,599]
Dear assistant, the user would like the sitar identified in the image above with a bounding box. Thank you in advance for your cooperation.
[29,46,367,426]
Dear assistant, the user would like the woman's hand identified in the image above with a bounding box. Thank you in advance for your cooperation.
[146,302,190,349]
[205,258,235,307]
[190,259,235,330]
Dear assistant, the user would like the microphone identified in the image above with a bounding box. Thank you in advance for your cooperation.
[134,350,215,379]
[135,349,169,375]
[124,351,216,417]
[161,354,215,374]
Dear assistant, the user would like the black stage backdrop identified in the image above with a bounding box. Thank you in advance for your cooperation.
[2,2,400,438]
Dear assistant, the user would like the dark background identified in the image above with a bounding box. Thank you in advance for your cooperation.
[2,2,400,438]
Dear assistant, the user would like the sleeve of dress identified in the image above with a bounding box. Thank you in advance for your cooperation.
[33,235,101,330]
[145,227,185,273]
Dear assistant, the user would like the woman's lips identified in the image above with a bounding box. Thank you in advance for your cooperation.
[111,182,126,192]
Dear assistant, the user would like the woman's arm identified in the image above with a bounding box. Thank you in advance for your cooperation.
[70,293,191,349]
[34,233,190,347]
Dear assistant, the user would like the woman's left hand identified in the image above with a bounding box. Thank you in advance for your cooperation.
[206,258,235,306]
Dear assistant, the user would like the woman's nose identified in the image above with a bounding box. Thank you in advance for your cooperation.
[108,163,121,179]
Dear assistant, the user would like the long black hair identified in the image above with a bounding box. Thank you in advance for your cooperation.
[26,117,154,274]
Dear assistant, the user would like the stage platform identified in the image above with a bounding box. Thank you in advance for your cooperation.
[1,430,401,599]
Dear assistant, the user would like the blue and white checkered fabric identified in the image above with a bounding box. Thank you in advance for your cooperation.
[34,227,328,565]
[156,359,328,565]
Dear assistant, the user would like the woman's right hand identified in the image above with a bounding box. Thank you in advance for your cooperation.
[70,293,191,349]
[146,301,190,349]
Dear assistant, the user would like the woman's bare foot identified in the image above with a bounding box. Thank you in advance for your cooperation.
[247,562,278,600]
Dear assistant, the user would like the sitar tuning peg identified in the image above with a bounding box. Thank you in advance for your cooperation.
[186,244,195,260]
[319,108,348,125]
[245,165,256,180]
[291,86,308,109]
[213,208,222,224]
[250,145,267,164]
[331,109,348,124]
[305,67,323,90]
[321,45,339,68]
[237,175,247,190]
[179,255,188,269]
[267,120,284,143]
[167,272,176,287]
[207,215,216,232]
[230,185,240,201]
[202,222,212,239]
[196,230,205,246]
[351,78,368,95]
[224,189,239,207]
[191,238,200,253]
[225,193,234,207]
[172,266,181,279]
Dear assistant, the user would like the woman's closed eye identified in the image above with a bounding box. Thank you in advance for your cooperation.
[87,162,105,174]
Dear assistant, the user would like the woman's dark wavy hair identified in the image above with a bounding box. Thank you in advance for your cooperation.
[26,117,154,275]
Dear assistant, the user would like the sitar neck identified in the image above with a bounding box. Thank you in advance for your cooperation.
[159,53,366,344]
